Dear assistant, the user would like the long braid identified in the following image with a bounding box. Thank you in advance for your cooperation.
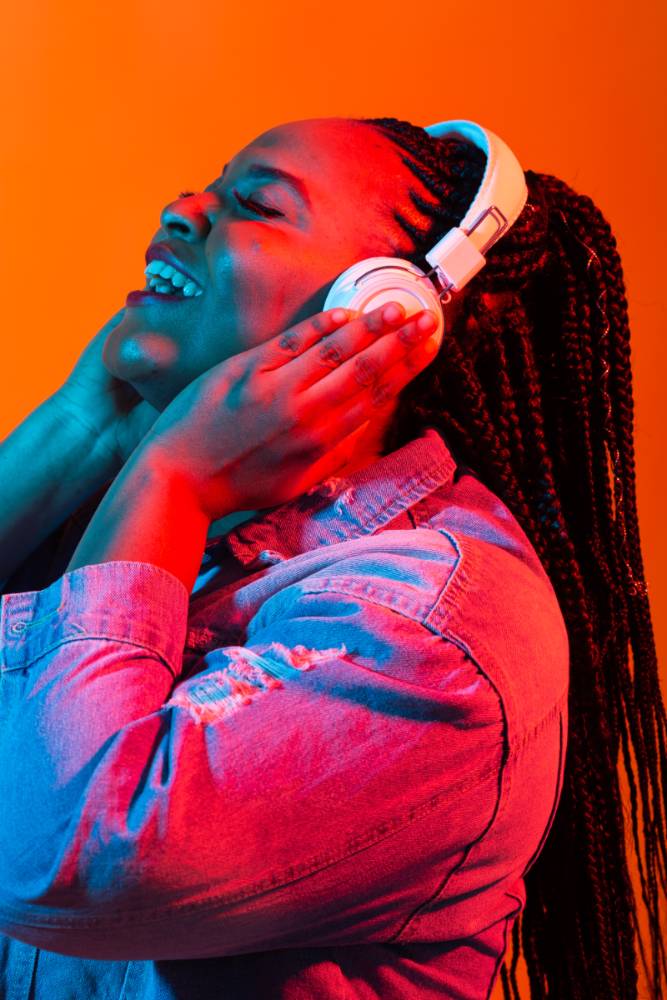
[352,116,667,999]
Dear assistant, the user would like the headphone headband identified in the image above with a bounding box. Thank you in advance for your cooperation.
[422,119,528,292]
[322,117,529,340]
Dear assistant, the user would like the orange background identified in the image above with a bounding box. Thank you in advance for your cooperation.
[1,0,664,993]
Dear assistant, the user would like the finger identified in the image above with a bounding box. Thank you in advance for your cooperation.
[257,307,356,370]
[260,301,408,377]
[270,330,438,489]
[305,332,441,447]
[298,309,440,411]
[283,301,415,391]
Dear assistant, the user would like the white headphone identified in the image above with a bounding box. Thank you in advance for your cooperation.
[322,119,528,346]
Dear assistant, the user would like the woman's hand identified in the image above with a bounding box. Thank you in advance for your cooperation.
[53,308,161,474]
[143,301,440,521]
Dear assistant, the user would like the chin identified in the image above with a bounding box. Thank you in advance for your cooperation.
[102,330,182,411]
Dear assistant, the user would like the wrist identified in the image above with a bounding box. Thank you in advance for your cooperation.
[66,441,211,592]
[140,436,236,524]
[47,390,124,479]
[134,441,224,531]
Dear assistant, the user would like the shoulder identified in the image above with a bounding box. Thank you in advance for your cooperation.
[257,492,568,732]
[286,527,460,616]
[413,470,570,731]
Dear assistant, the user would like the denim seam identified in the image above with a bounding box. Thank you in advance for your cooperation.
[1,634,178,679]
[511,689,568,750]
[350,466,456,535]
[226,461,453,562]
[446,616,567,753]
[195,556,455,648]
[269,532,460,627]
[389,701,567,943]
[423,528,475,634]
[387,646,508,942]
[262,572,564,747]
[516,710,566,880]
[284,581,433,624]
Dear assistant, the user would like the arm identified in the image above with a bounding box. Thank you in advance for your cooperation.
[61,298,442,590]
[1,301,163,594]
[0,307,496,959]
[0,531,504,961]
[0,395,116,588]
[65,443,211,594]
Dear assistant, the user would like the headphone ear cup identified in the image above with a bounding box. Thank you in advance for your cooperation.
[323,256,446,348]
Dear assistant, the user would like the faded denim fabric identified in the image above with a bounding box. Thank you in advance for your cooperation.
[0,427,569,1000]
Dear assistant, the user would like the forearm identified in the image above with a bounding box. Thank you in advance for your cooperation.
[0,394,115,584]
[65,444,212,594]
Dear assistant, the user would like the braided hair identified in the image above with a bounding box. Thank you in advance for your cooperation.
[351,116,667,999]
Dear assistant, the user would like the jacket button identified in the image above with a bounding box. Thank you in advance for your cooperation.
[256,549,284,566]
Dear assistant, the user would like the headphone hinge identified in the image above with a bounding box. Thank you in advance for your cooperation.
[466,204,509,255]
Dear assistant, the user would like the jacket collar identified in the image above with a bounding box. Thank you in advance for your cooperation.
[206,426,458,570]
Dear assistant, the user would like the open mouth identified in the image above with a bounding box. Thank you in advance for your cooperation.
[144,261,203,298]
[144,280,203,299]
[126,259,205,306]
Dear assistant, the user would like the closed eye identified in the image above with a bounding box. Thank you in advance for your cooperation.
[233,189,284,219]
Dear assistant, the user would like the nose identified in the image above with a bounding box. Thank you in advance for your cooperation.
[159,191,221,241]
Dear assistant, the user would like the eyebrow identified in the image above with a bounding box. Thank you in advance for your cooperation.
[222,161,311,210]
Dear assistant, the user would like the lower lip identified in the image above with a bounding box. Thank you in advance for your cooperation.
[126,289,196,306]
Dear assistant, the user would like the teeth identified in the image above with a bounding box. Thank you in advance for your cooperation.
[148,279,174,294]
[144,258,203,296]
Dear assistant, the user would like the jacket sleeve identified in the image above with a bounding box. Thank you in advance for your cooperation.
[0,556,505,962]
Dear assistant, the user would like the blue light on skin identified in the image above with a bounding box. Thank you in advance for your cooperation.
[102,117,452,538]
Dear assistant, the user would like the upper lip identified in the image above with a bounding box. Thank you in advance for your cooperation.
[144,244,203,289]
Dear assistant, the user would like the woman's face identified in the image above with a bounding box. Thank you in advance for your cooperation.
[102,117,433,412]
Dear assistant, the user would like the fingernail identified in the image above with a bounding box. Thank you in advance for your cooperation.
[382,302,405,323]
[331,308,350,324]
[417,311,438,332]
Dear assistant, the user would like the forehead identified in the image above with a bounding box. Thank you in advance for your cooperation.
[230,118,413,206]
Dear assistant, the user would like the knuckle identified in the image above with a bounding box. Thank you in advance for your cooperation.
[278,330,301,353]
[318,339,344,367]
[353,355,380,386]
[311,314,328,334]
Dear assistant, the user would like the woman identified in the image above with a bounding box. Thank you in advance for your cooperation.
[0,116,663,1000]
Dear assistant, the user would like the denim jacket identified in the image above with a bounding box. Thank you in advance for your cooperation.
[0,426,569,1000]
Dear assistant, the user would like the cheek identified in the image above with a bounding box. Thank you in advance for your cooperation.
[235,257,292,349]
[208,229,322,349]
